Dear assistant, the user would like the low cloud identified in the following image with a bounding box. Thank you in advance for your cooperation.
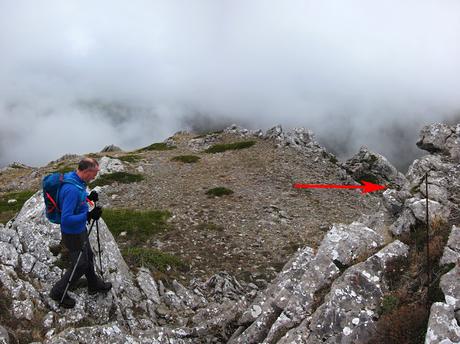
[1,0,460,171]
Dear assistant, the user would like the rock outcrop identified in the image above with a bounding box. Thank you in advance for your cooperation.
[100,144,122,153]
[344,146,407,189]
[417,123,460,161]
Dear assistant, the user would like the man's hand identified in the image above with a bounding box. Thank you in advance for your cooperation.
[88,206,103,221]
[88,190,99,202]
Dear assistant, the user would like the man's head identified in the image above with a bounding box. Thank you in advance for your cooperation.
[76,158,100,183]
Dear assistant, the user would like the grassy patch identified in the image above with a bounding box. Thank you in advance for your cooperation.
[171,155,201,163]
[205,140,256,153]
[89,172,144,187]
[122,247,187,273]
[0,190,36,224]
[138,142,176,152]
[117,154,142,163]
[205,187,234,197]
[103,208,171,242]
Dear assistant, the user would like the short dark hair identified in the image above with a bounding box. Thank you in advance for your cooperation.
[78,158,99,171]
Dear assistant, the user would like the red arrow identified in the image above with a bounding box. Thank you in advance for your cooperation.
[293,180,386,194]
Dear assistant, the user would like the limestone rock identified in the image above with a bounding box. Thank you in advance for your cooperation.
[382,189,411,216]
[406,197,450,223]
[440,225,460,266]
[417,123,460,161]
[389,208,416,236]
[100,144,122,152]
[280,240,409,343]
[316,221,384,266]
[97,156,124,176]
[0,325,9,344]
[265,125,318,150]
[344,146,407,188]
[425,302,460,344]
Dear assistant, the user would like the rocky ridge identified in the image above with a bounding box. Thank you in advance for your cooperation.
[0,123,459,343]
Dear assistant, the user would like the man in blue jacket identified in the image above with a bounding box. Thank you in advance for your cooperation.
[50,158,112,308]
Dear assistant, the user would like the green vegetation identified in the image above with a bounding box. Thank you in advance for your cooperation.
[205,140,256,153]
[103,208,171,241]
[122,247,187,273]
[10,163,25,169]
[205,187,234,197]
[0,190,36,224]
[117,154,142,163]
[354,173,380,185]
[380,294,400,315]
[89,172,144,187]
[171,155,201,163]
[138,142,176,152]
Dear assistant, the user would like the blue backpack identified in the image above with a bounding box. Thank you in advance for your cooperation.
[42,172,84,224]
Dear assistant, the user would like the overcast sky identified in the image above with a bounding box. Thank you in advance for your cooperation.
[1,1,460,170]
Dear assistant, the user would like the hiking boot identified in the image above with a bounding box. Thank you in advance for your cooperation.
[88,280,112,295]
[49,289,76,309]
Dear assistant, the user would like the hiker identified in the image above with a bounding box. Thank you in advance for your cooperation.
[49,158,112,308]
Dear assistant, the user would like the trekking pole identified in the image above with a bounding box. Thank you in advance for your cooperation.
[95,219,104,280]
[59,219,96,307]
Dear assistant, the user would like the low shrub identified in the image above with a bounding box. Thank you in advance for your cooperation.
[205,187,234,197]
[379,294,400,315]
[117,154,142,163]
[138,142,176,152]
[205,140,256,153]
[372,303,429,344]
[89,172,143,187]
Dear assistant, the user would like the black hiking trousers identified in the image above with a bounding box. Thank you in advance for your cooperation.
[51,230,99,296]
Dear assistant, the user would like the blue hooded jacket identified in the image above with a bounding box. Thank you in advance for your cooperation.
[59,171,88,234]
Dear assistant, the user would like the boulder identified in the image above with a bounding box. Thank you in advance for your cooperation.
[382,189,411,216]
[389,208,416,236]
[416,123,460,161]
[440,225,460,266]
[406,198,450,224]
[97,156,124,176]
[425,302,460,344]
[344,146,407,188]
[316,221,384,266]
